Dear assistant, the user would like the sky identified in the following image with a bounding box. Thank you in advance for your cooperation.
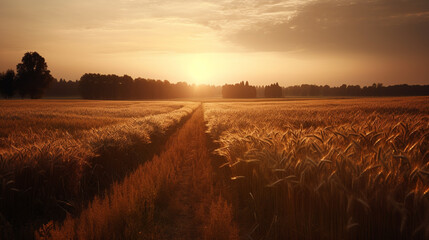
[0,0,428,86]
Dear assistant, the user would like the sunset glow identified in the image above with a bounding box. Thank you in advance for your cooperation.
[1,1,429,237]
[1,0,428,85]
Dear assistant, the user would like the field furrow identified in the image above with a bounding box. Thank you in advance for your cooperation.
[40,106,239,240]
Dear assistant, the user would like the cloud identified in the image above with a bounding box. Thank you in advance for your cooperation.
[0,0,305,53]
[4,0,428,55]
[229,0,429,56]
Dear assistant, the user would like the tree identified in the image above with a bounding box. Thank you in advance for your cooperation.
[0,69,16,98]
[222,82,256,98]
[16,52,54,99]
[264,83,282,98]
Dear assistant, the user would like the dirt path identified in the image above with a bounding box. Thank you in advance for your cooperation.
[157,105,211,239]
[44,105,238,239]
[156,105,238,240]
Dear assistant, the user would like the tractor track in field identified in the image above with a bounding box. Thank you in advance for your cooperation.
[36,104,238,240]
[154,104,239,240]
[156,105,209,239]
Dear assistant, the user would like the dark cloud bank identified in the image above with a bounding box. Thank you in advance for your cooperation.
[231,0,429,56]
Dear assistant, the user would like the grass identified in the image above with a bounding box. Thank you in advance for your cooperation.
[204,96,429,239]
[0,100,198,239]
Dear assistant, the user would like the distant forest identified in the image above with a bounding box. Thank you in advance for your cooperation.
[42,74,221,99]
[77,73,220,99]
[3,72,429,99]
[280,83,429,97]
[45,79,79,97]
[1,51,428,99]
[225,82,429,98]
[222,81,256,98]
[43,76,429,99]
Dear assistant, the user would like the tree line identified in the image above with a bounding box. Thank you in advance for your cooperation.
[222,81,257,98]
[45,79,79,97]
[225,83,429,98]
[78,73,220,99]
[282,84,429,97]
[1,52,429,99]
[264,83,282,98]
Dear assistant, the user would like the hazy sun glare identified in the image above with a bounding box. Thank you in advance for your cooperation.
[187,55,213,85]
[0,0,428,86]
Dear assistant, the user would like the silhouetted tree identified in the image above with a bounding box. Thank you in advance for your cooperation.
[265,83,282,98]
[222,81,256,98]
[16,52,54,99]
[0,69,16,98]
[45,78,79,97]
[255,85,265,97]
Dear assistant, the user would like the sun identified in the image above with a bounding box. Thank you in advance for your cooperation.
[187,55,213,85]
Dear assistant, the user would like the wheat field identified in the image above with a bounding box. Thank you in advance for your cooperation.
[39,106,239,240]
[1,97,428,240]
[205,97,429,239]
[0,100,199,239]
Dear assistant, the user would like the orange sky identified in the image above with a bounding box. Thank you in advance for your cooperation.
[1,0,428,86]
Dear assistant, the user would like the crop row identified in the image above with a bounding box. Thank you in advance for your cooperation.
[0,101,198,239]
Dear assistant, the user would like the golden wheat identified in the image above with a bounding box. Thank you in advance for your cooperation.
[40,106,239,240]
[205,97,429,240]
[0,100,198,239]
